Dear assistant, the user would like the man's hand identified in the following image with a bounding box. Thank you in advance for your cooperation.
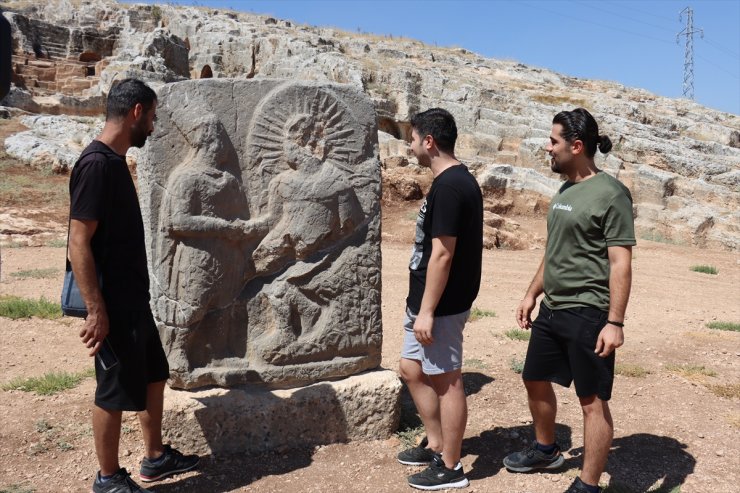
[594,323,624,357]
[79,307,110,357]
[516,296,537,330]
[413,311,435,346]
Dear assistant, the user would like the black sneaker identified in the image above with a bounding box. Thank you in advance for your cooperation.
[92,468,152,493]
[408,455,469,490]
[502,441,565,472]
[565,477,603,493]
[398,436,438,466]
[139,444,199,482]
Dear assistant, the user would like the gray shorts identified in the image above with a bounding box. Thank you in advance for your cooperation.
[401,307,469,375]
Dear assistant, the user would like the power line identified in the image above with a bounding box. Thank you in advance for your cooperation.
[519,1,674,46]
[603,1,678,23]
[696,54,740,80]
[573,0,675,34]
[702,37,740,60]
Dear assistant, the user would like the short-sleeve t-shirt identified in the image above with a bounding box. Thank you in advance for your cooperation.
[69,140,150,311]
[406,164,483,316]
[543,171,636,311]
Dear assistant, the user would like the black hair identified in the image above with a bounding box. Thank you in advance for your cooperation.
[106,78,157,120]
[410,108,457,154]
[552,107,612,158]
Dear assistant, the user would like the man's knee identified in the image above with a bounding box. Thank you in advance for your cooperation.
[524,379,554,397]
[399,358,423,383]
[579,394,609,416]
[428,369,463,396]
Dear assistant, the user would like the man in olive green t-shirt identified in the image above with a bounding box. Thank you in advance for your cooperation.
[503,108,635,493]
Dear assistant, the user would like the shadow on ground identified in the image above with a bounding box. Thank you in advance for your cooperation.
[463,423,574,481]
[150,448,314,492]
[572,434,695,493]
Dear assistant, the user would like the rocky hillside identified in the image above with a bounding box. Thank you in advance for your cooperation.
[1,0,738,250]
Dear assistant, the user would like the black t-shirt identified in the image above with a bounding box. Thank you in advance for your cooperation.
[406,164,483,316]
[69,140,150,310]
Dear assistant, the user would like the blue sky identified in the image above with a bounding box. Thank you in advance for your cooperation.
[141,0,740,115]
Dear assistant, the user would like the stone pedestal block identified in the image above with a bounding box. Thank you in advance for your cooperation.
[162,369,402,455]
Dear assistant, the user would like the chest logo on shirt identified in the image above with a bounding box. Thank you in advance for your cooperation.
[553,203,573,212]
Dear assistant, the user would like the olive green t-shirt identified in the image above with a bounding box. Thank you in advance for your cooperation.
[543,172,636,311]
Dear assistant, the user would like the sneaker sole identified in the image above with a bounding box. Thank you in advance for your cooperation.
[398,458,434,466]
[408,477,470,490]
[139,458,200,482]
[503,453,564,473]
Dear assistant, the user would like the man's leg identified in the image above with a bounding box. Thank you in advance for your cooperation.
[138,380,166,459]
[93,406,122,476]
[524,379,558,446]
[399,358,443,452]
[579,395,613,486]
[428,368,466,469]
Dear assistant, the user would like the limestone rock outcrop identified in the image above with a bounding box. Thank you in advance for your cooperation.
[1,0,738,249]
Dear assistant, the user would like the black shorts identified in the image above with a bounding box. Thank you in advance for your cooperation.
[95,308,170,411]
[522,304,615,401]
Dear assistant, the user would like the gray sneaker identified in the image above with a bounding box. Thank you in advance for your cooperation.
[503,441,564,472]
[397,436,438,466]
[565,477,603,492]
[139,444,199,482]
[92,468,152,493]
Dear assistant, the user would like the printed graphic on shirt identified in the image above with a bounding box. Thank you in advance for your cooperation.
[552,203,573,212]
[409,198,427,270]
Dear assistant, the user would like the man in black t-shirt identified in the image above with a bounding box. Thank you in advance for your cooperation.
[69,79,198,493]
[397,109,483,490]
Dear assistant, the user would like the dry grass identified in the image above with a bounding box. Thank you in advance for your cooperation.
[469,307,496,322]
[665,363,717,378]
[706,383,740,400]
[615,363,651,378]
[504,328,531,341]
[706,321,740,332]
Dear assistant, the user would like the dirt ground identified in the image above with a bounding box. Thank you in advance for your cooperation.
[1,156,739,492]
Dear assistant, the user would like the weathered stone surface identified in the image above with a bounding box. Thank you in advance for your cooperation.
[138,79,382,389]
[162,369,402,455]
[477,164,562,197]
[383,168,423,201]
[4,114,104,170]
[2,0,738,249]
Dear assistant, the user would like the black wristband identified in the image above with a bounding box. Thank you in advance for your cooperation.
[607,320,624,328]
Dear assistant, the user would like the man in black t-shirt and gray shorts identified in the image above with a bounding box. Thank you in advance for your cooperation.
[69,79,198,493]
[396,108,483,490]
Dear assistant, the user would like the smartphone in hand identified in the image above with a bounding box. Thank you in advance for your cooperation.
[97,337,118,370]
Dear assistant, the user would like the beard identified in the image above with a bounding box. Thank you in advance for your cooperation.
[550,158,562,174]
[130,119,151,148]
[416,153,431,168]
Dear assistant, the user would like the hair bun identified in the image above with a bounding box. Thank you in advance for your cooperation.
[597,135,613,154]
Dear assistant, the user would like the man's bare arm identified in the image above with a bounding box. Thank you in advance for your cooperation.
[69,218,108,356]
[595,245,632,357]
[413,235,456,346]
[516,256,545,329]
